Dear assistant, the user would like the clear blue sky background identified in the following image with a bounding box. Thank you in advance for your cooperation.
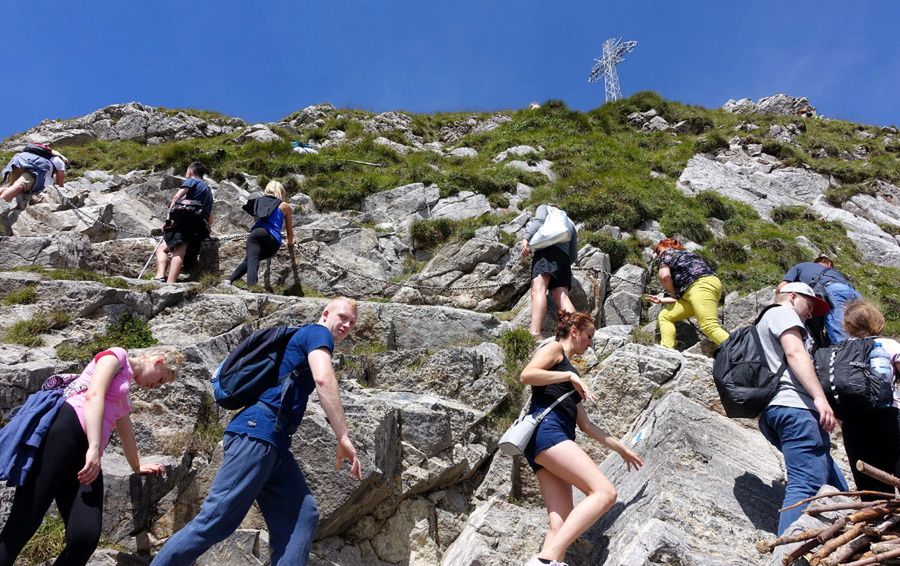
[2,1,897,140]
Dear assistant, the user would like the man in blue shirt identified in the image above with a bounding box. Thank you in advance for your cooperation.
[151,298,362,566]
[777,255,860,346]
[154,161,214,283]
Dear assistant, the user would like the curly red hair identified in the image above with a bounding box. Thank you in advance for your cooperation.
[555,310,594,340]
[654,237,684,255]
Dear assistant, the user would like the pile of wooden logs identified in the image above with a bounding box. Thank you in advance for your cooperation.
[758,461,900,565]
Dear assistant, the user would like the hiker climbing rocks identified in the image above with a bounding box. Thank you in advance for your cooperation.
[151,298,362,566]
[0,347,184,566]
[154,161,214,283]
[648,237,729,349]
[756,282,849,535]
[520,204,577,340]
[835,300,900,495]
[778,254,860,347]
[520,310,643,566]
[227,180,295,287]
[0,143,67,234]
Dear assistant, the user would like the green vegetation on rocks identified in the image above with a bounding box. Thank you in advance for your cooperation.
[56,312,157,363]
[3,311,70,347]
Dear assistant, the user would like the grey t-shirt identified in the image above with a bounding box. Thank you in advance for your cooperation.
[757,304,817,411]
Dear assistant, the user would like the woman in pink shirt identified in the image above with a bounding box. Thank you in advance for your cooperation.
[0,346,185,566]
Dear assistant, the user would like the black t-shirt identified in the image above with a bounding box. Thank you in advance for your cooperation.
[530,351,583,423]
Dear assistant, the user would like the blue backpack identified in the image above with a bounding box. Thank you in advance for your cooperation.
[212,326,302,410]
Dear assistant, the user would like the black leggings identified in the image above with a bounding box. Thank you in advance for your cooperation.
[0,403,103,566]
[229,227,280,286]
[842,408,900,498]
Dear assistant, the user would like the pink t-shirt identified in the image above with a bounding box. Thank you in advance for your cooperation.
[65,347,133,452]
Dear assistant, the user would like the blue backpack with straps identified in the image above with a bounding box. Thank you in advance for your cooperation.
[212,325,303,410]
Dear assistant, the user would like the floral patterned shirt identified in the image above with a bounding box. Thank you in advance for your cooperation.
[658,249,715,297]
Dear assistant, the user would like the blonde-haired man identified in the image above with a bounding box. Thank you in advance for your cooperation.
[152,298,362,566]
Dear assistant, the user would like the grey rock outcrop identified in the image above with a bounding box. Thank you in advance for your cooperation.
[723,94,816,117]
[2,102,244,149]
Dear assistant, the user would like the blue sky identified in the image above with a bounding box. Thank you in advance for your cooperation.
[3,1,897,140]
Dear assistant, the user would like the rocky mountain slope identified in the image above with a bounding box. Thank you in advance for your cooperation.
[0,93,897,565]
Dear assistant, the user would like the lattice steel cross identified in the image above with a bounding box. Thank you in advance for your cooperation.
[588,37,638,102]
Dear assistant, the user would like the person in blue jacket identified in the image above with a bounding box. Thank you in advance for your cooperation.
[227,180,295,287]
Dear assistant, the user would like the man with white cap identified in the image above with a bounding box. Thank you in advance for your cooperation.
[756,281,849,535]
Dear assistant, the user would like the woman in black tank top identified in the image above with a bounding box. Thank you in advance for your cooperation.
[519,311,645,566]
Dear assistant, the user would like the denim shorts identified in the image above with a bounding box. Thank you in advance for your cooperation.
[523,409,576,472]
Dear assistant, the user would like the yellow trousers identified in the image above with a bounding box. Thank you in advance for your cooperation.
[658,275,729,348]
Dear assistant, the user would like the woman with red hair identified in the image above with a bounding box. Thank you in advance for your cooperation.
[648,237,729,349]
[520,310,643,566]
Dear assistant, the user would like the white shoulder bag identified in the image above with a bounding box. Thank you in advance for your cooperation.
[528,205,572,250]
[498,390,577,456]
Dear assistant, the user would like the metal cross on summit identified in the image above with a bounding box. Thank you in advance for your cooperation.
[588,38,638,102]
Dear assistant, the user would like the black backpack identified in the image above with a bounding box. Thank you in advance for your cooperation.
[168,198,207,228]
[22,143,54,160]
[242,195,281,220]
[211,325,303,410]
[814,338,892,420]
[712,304,787,418]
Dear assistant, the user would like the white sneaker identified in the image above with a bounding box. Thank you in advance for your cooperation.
[525,558,568,566]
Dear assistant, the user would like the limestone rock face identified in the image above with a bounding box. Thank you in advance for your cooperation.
[723,94,816,117]
[2,102,245,149]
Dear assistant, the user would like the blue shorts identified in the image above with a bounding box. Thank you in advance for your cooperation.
[523,408,576,472]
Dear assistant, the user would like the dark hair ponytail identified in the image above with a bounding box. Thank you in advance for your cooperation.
[555,310,594,340]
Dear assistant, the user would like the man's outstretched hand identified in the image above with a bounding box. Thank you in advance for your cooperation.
[336,434,362,480]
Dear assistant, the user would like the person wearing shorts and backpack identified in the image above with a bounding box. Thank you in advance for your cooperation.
[520,310,643,566]
[154,161,214,283]
[0,143,67,234]
[520,204,578,340]
[0,346,184,566]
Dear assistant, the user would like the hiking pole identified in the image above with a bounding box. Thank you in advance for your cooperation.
[137,237,164,280]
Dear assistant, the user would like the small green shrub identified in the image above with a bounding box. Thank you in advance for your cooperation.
[497,328,535,372]
[3,311,70,347]
[708,239,749,264]
[723,216,748,235]
[488,192,510,209]
[824,183,877,207]
[583,232,629,271]
[2,286,38,305]
[695,192,735,220]
[20,515,67,564]
[695,132,729,154]
[659,209,712,243]
[410,218,453,249]
[56,313,157,363]
[772,206,818,224]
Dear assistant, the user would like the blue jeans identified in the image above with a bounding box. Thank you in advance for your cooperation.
[823,283,860,346]
[759,405,849,535]
[151,433,318,566]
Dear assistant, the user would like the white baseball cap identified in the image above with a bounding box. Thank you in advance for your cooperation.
[780,282,831,316]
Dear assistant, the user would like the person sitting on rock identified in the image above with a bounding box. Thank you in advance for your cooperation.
[227,180,295,288]
[0,346,184,566]
[647,237,729,349]
[150,297,363,566]
[520,310,643,566]
[837,300,900,495]
[755,282,848,535]
[778,254,860,347]
[520,204,577,339]
[154,161,214,283]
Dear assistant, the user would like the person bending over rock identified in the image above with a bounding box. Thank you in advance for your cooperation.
[155,161,214,283]
[0,143,67,233]
[228,180,294,287]
[838,300,900,495]
[756,282,848,534]
[151,298,363,566]
[520,204,577,340]
[0,346,184,566]
[648,237,729,349]
[520,310,643,566]
[778,254,860,347]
